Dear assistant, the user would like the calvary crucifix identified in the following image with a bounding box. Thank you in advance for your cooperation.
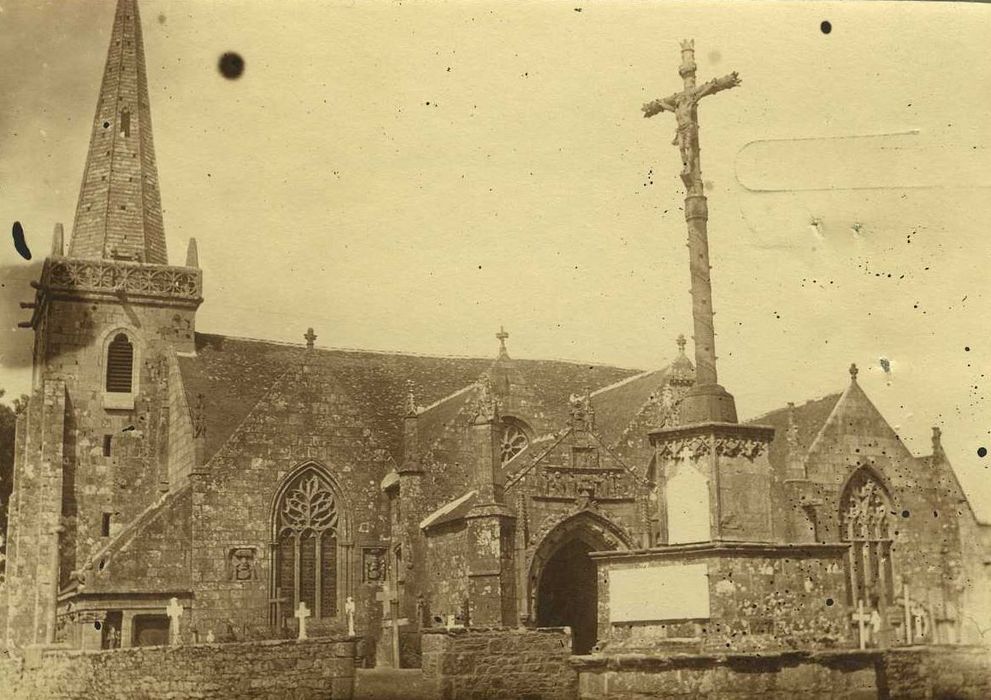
[642,39,741,423]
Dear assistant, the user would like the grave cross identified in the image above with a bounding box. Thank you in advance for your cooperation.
[166,597,184,647]
[903,583,913,645]
[375,581,401,668]
[295,601,311,641]
[852,600,873,650]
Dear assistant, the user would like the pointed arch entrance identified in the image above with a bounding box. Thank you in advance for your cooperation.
[528,512,630,654]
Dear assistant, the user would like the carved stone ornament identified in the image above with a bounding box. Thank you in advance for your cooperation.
[43,258,203,302]
[655,435,711,461]
[714,435,766,459]
[362,548,386,583]
[229,547,257,581]
[655,433,767,461]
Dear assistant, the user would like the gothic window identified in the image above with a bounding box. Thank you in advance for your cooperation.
[120,108,131,137]
[840,469,894,607]
[105,333,134,393]
[274,470,341,619]
[500,418,530,464]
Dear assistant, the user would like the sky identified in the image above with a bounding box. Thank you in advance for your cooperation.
[1,0,989,517]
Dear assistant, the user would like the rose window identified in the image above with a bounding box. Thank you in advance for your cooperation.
[500,422,529,464]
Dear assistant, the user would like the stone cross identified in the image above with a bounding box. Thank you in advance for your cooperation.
[852,600,872,650]
[375,582,401,667]
[903,583,913,645]
[295,601,311,640]
[345,596,356,637]
[642,39,741,393]
[166,597,183,647]
[496,326,509,358]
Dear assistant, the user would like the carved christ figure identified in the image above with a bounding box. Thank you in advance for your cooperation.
[642,41,740,189]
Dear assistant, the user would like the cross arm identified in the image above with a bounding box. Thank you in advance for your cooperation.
[641,93,679,118]
[694,72,742,100]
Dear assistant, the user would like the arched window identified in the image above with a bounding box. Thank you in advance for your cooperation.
[840,469,894,607]
[105,333,134,393]
[274,468,342,621]
[500,417,530,464]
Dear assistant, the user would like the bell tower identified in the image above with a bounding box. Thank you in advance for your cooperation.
[5,0,202,648]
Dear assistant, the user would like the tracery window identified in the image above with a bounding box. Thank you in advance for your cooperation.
[105,333,134,393]
[500,419,529,464]
[275,471,340,619]
[840,469,894,607]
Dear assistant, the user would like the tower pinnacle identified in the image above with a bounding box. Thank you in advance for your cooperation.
[67,0,168,265]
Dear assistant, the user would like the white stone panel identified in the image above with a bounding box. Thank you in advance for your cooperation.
[666,460,711,543]
[608,563,710,622]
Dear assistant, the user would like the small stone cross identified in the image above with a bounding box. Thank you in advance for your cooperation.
[295,601,311,640]
[496,326,509,357]
[304,327,317,350]
[852,599,872,650]
[166,597,183,647]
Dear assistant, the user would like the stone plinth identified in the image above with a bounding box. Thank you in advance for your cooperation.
[591,542,851,653]
[649,422,775,543]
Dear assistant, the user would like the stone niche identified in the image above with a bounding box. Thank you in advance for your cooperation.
[592,542,851,653]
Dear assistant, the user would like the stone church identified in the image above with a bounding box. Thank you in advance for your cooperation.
[3,0,988,667]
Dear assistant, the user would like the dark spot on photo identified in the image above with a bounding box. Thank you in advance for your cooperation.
[820,20,832,34]
[218,52,245,80]
[11,221,32,260]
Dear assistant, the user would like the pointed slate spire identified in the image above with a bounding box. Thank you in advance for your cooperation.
[67,0,168,265]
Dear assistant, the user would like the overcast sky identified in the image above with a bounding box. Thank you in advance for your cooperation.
[1,0,989,517]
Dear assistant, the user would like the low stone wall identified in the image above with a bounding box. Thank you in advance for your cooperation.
[572,649,879,699]
[421,627,577,700]
[572,645,991,699]
[0,636,357,699]
[881,645,991,699]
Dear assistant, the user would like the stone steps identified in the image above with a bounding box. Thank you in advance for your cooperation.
[354,668,436,700]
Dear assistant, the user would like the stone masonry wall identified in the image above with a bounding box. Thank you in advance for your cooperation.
[0,636,356,699]
[188,357,392,645]
[798,383,969,644]
[597,547,850,654]
[421,627,577,700]
[572,645,991,699]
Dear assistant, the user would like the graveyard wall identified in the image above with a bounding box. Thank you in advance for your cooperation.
[421,626,576,700]
[0,636,356,699]
[572,645,991,699]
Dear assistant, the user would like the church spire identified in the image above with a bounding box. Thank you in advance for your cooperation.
[67,0,168,265]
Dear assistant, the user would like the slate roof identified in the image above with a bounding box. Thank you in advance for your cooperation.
[746,393,843,474]
[591,368,671,447]
[177,333,641,465]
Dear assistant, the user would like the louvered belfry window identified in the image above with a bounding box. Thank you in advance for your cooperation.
[105,333,134,393]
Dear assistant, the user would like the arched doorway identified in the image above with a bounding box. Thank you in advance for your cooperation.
[529,512,630,654]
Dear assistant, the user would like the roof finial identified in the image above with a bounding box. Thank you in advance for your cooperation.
[473,374,499,424]
[304,328,317,350]
[849,363,859,382]
[931,426,943,456]
[496,326,510,359]
[569,386,595,432]
[404,379,418,417]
